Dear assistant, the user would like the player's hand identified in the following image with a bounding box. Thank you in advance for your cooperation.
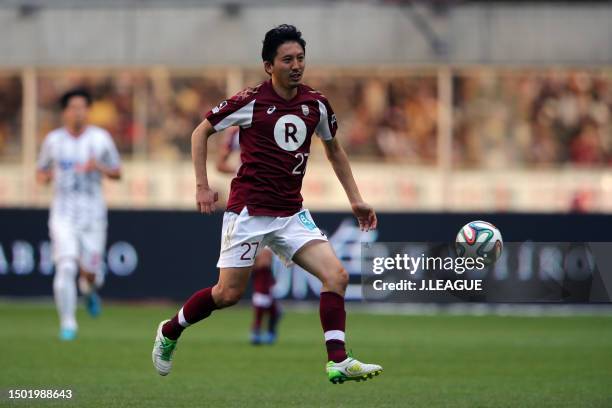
[351,201,377,232]
[196,186,219,214]
[75,158,99,173]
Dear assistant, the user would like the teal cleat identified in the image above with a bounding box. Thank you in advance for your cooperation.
[250,331,262,345]
[59,328,77,341]
[86,292,101,318]
[262,331,277,345]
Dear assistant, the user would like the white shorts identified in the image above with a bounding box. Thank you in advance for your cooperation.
[49,217,107,274]
[217,207,328,268]
[252,292,274,308]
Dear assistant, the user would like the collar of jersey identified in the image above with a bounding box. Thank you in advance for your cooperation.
[267,79,302,104]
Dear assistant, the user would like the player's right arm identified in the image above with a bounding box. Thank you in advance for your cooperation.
[36,169,53,184]
[192,118,219,214]
[36,134,54,185]
[197,87,258,214]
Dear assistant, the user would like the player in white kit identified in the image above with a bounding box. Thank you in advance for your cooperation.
[36,89,122,341]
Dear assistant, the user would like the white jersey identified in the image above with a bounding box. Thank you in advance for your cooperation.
[37,125,121,226]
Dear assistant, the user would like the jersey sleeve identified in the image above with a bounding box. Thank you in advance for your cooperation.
[315,97,338,141]
[36,134,54,170]
[205,88,257,132]
[99,131,121,170]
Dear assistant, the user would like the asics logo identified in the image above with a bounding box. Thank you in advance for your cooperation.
[267,105,276,114]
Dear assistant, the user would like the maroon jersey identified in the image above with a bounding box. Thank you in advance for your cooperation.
[205,80,338,216]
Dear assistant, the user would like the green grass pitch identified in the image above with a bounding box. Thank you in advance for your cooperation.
[1,301,611,407]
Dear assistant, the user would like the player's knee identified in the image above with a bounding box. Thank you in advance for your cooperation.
[54,258,77,289]
[324,265,348,292]
[213,286,243,308]
[217,291,242,308]
[337,266,349,289]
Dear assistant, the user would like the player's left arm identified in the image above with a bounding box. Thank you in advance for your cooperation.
[322,137,377,231]
[81,159,121,180]
[97,163,121,180]
[94,133,122,180]
[96,134,121,180]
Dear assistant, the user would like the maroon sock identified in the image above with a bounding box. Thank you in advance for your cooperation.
[252,306,265,333]
[268,301,281,334]
[319,291,347,363]
[162,287,218,340]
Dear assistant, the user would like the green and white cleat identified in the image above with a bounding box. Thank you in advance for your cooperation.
[152,320,178,376]
[326,354,383,384]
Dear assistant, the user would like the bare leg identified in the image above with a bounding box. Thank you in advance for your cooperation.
[162,266,252,340]
[293,240,348,295]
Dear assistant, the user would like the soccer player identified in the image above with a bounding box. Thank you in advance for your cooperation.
[249,247,282,345]
[37,89,122,341]
[152,24,382,384]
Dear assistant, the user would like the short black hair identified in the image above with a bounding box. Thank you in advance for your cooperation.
[59,88,92,110]
[261,24,306,62]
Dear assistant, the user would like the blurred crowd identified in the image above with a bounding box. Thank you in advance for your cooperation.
[0,74,22,161]
[34,71,227,159]
[454,69,612,168]
[307,73,438,164]
[37,71,139,154]
[0,68,610,167]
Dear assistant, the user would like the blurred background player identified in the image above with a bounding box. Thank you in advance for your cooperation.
[153,24,383,383]
[215,126,240,175]
[36,89,122,341]
[249,247,281,345]
[216,129,283,345]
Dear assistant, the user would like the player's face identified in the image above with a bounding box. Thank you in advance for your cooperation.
[62,96,89,131]
[266,41,305,90]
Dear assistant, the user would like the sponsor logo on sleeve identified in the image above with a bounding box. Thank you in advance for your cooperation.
[212,100,228,114]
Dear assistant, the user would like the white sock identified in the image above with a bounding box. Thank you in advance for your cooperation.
[53,259,78,331]
[94,271,105,290]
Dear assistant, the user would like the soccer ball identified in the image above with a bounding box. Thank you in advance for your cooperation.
[455,220,503,265]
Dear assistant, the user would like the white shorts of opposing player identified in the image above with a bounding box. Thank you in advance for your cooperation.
[217,207,327,268]
[50,217,107,331]
[252,292,274,308]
